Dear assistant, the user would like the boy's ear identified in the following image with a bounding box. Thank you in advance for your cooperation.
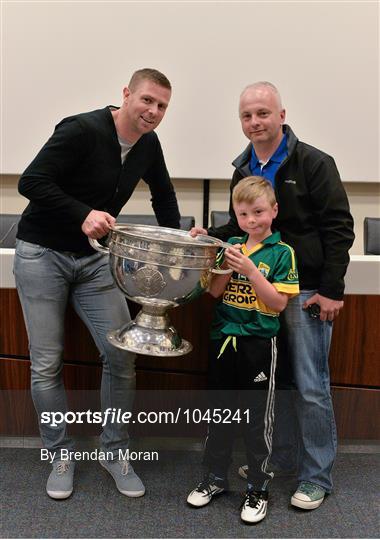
[272,203,279,218]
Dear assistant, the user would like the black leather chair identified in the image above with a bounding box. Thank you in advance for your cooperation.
[0,214,21,248]
[0,214,196,249]
[364,217,380,255]
[210,211,230,229]
[117,214,195,231]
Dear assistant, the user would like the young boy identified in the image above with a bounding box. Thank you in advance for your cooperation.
[186,176,299,524]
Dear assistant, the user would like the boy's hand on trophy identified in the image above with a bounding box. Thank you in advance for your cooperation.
[225,245,255,277]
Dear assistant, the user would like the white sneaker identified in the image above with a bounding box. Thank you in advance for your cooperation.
[240,490,268,524]
[187,474,226,507]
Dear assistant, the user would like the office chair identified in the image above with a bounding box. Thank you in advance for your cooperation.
[0,214,21,248]
[363,217,380,255]
[210,211,230,229]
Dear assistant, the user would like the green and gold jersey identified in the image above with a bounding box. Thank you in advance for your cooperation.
[211,231,299,339]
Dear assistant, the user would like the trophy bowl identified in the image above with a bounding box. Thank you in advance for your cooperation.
[89,223,228,356]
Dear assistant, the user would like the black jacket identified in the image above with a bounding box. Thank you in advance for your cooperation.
[208,125,355,300]
[17,106,180,253]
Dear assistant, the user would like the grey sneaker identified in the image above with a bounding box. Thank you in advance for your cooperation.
[291,481,326,509]
[46,460,75,499]
[100,459,145,497]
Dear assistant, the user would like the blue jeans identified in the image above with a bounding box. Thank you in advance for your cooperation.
[14,239,136,459]
[275,290,336,492]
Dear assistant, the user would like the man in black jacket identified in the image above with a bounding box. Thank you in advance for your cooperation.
[14,68,180,500]
[191,81,354,509]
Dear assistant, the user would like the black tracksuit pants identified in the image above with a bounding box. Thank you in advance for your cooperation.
[203,334,277,490]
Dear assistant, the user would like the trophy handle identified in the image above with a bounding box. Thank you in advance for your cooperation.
[88,237,109,254]
[193,235,233,274]
[212,241,234,274]
[211,267,233,275]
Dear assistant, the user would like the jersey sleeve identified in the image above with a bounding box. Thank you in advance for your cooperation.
[271,244,299,297]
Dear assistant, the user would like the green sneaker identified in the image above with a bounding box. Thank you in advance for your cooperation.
[291,481,326,510]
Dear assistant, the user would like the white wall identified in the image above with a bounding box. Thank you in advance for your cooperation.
[2,1,379,181]
[1,1,379,254]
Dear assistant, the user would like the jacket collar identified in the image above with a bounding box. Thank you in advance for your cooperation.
[232,125,298,170]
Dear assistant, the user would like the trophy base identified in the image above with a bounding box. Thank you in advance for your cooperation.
[107,320,193,357]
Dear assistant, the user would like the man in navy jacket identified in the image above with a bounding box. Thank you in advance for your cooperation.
[192,81,354,510]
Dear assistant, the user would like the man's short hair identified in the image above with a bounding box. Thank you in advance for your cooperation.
[232,176,277,207]
[128,68,171,91]
[241,81,282,109]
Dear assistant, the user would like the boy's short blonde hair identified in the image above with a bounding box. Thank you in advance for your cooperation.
[232,176,277,207]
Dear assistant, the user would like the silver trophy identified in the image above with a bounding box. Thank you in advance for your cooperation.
[90,223,230,357]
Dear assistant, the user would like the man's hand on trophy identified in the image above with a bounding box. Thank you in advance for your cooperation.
[189,226,208,237]
[82,210,116,239]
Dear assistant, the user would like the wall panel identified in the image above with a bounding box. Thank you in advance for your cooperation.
[1,289,379,440]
